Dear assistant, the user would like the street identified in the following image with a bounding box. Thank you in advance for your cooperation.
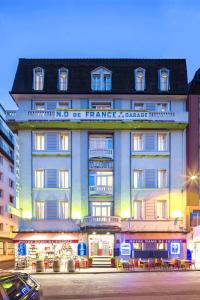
[33,271,200,300]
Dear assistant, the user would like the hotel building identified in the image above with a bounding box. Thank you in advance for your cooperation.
[7,58,188,265]
[0,104,18,265]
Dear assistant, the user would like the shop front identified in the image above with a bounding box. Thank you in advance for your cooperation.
[115,233,187,260]
[88,234,114,257]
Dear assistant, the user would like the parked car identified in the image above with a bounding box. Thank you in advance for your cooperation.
[0,272,43,300]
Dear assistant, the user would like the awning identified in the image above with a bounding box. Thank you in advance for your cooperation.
[117,232,186,243]
[13,232,81,243]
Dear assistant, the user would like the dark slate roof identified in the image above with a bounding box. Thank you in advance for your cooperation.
[188,68,200,94]
[11,58,188,95]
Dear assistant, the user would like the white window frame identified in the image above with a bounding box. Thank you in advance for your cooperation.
[133,200,144,220]
[35,169,44,188]
[59,201,69,219]
[157,133,168,151]
[57,101,70,109]
[158,169,167,188]
[159,68,170,92]
[58,68,68,91]
[133,133,143,151]
[33,67,44,91]
[133,170,143,189]
[156,200,168,219]
[35,133,45,151]
[34,102,45,111]
[89,136,113,150]
[59,133,69,151]
[91,67,112,91]
[59,170,69,188]
[157,103,169,112]
[134,67,146,91]
[35,201,45,219]
[91,202,112,217]
[90,101,113,109]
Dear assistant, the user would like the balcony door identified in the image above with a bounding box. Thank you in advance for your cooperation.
[91,202,112,217]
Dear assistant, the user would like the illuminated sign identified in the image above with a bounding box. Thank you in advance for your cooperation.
[120,242,131,256]
[170,242,181,255]
[89,161,113,169]
[77,242,87,256]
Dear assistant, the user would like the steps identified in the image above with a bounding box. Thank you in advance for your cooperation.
[92,256,112,267]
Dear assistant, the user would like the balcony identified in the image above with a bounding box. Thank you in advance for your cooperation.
[0,140,14,162]
[89,149,113,159]
[19,219,80,232]
[89,185,113,196]
[82,216,121,229]
[121,219,186,232]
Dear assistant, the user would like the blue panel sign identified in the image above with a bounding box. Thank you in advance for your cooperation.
[18,243,27,256]
[120,242,131,256]
[77,242,87,256]
[170,242,180,255]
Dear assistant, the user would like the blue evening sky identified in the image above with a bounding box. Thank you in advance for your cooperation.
[0,0,200,109]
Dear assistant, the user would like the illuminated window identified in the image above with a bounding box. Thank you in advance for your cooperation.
[134,201,144,219]
[157,103,168,112]
[133,170,143,188]
[89,136,113,150]
[59,201,68,219]
[35,102,45,111]
[91,202,112,217]
[133,134,143,151]
[158,169,167,188]
[91,67,112,91]
[59,170,69,188]
[89,171,113,195]
[35,169,44,188]
[33,67,44,91]
[159,68,170,91]
[135,68,145,91]
[35,133,45,150]
[158,133,167,151]
[156,200,167,219]
[58,68,68,91]
[59,134,69,150]
[36,201,45,219]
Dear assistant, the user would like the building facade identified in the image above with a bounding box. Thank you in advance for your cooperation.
[0,104,18,264]
[7,58,188,265]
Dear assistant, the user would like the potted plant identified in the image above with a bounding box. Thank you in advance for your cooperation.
[88,257,93,267]
[111,257,115,267]
[53,256,61,272]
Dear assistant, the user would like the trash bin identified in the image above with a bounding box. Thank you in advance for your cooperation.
[53,259,61,272]
[36,260,44,272]
[67,259,75,272]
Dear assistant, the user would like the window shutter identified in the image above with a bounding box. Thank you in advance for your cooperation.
[47,102,57,110]
[46,169,57,188]
[146,103,156,111]
[145,134,155,151]
[47,133,57,151]
[145,169,156,188]
[46,200,57,220]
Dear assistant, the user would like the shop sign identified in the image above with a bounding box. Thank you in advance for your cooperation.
[120,242,131,256]
[18,243,27,256]
[14,240,79,244]
[56,110,152,121]
[77,242,87,256]
[126,239,186,243]
[89,161,113,169]
[7,204,21,217]
[170,242,181,255]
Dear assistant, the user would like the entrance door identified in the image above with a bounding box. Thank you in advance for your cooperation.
[89,234,114,257]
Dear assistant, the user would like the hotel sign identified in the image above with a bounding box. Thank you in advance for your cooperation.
[56,110,153,121]
[7,204,22,217]
[89,161,113,169]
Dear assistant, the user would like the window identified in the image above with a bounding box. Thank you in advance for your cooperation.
[159,68,170,91]
[91,67,112,91]
[91,202,112,217]
[10,165,14,173]
[9,195,14,204]
[35,169,44,188]
[59,201,68,219]
[133,170,143,189]
[59,170,69,188]
[0,189,3,198]
[135,68,145,91]
[91,102,112,109]
[59,134,69,150]
[158,169,167,188]
[133,134,143,151]
[57,101,70,109]
[36,201,45,219]
[58,68,68,91]
[134,201,144,219]
[35,102,45,111]
[158,133,167,151]
[157,103,168,112]
[156,200,167,219]
[0,155,3,164]
[0,172,2,181]
[89,136,113,150]
[0,223,3,230]
[33,67,44,91]
[9,179,14,188]
[134,103,144,110]
[0,206,3,215]
[89,171,113,194]
[35,133,45,150]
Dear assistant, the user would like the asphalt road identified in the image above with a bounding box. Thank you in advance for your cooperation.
[33,271,200,300]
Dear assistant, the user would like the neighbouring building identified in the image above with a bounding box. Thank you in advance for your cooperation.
[186,68,200,265]
[0,104,18,265]
[7,58,189,267]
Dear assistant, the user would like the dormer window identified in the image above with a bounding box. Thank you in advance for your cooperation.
[91,67,112,91]
[159,68,170,92]
[33,67,44,91]
[135,68,145,91]
[58,68,68,91]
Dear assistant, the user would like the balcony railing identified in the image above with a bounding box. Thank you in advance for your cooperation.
[89,185,113,195]
[0,140,14,161]
[82,216,121,228]
[89,149,113,159]
[19,219,80,232]
[6,109,188,123]
[121,219,185,232]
